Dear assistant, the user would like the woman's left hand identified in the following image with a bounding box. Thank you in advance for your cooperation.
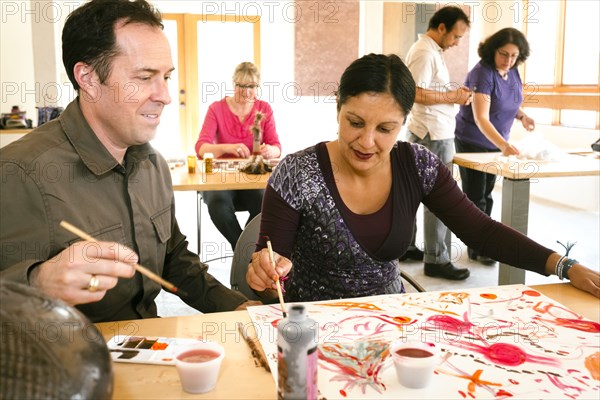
[521,115,535,132]
[568,264,600,298]
[260,144,276,159]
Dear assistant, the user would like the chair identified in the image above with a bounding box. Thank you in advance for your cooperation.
[400,271,426,293]
[229,213,262,300]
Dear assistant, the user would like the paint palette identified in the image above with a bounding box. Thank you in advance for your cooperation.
[107,335,200,365]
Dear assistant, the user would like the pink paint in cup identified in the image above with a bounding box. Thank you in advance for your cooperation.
[175,341,225,394]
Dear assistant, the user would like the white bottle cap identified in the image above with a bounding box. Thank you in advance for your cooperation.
[204,152,214,159]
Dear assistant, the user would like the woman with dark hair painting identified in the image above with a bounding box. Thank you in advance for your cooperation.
[246,53,599,303]
[454,28,534,264]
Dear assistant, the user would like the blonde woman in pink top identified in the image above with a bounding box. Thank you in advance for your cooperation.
[195,62,282,251]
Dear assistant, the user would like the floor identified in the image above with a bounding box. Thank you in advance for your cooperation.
[156,188,599,317]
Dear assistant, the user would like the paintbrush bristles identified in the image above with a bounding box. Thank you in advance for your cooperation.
[266,240,287,318]
[238,323,270,372]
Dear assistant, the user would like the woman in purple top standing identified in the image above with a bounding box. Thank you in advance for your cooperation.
[454,28,535,263]
[195,62,282,251]
[244,54,599,303]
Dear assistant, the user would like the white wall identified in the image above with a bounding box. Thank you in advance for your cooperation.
[1,0,74,127]
[361,0,383,55]
[1,1,36,122]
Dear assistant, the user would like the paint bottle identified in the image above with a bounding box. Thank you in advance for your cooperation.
[204,152,214,174]
[277,304,318,400]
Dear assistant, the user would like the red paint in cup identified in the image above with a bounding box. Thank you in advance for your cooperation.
[395,348,434,358]
[175,341,225,394]
[177,349,221,363]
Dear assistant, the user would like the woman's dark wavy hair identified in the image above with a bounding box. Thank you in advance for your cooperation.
[62,0,163,91]
[478,28,530,69]
[336,53,416,123]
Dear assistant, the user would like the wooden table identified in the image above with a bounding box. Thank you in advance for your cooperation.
[98,307,274,399]
[453,152,600,285]
[170,160,271,255]
[96,283,598,399]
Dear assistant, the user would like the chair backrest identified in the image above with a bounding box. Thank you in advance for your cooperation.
[230,213,262,300]
[400,270,426,293]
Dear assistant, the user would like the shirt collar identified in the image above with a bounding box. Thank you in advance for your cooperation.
[59,98,157,175]
[419,33,443,53]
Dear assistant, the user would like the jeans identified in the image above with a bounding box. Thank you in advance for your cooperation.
[408,131,454,264]
[202,189,264,250]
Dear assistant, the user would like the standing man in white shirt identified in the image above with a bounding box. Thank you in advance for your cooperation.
[404,6,474,280]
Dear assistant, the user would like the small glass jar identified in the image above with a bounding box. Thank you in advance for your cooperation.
[204,152,214,174]
[187,155,197,174]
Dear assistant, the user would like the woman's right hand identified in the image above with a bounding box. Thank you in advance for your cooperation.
[501,142,520,156]
[246,248,292,292]
[231,144,251,158]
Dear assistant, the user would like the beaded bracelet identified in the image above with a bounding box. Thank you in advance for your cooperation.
[556,257,567,280]
[554,255,566,278]
[557,257,578,280]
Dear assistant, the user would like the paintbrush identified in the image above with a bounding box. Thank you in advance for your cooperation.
[266,238,287,319]
[237,323,271,372]
[60,221,188,297]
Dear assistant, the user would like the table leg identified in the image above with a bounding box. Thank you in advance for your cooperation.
[445,227,452,259]
[197,191,203,256]
[499,178,530,284]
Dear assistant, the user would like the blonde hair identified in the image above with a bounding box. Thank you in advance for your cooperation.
[233,62,260,84]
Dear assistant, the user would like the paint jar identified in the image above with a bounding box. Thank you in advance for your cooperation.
[175,340,225,394]
[277,304,318,399]
[389,339,439,388]
[187,155,196,174]
[204,152,214,174]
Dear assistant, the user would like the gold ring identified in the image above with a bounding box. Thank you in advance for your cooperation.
[87,275,100,292]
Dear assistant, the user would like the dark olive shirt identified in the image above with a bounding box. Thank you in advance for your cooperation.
[0,99,247,322]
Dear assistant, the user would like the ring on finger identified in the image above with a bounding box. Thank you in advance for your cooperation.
[87,274,100,292]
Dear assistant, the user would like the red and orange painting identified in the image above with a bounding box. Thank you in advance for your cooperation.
[247,284,599,399]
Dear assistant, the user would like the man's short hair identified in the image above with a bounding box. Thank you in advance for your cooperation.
[428,6,470,32]
[62,0,163,91]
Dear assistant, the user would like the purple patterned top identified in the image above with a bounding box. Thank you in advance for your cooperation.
[257,141,552,302]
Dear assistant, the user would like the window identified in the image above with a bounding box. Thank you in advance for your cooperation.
[523,0,599,128]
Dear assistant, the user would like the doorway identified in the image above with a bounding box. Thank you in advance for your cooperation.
[153,14,261,159]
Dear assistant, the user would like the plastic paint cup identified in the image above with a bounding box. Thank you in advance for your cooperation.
[389,340,439,389]
[175,341,224,394]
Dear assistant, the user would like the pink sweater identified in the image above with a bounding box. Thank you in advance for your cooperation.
[195,98,281,157]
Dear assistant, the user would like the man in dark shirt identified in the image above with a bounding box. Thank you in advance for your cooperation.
[0,0,258,322]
